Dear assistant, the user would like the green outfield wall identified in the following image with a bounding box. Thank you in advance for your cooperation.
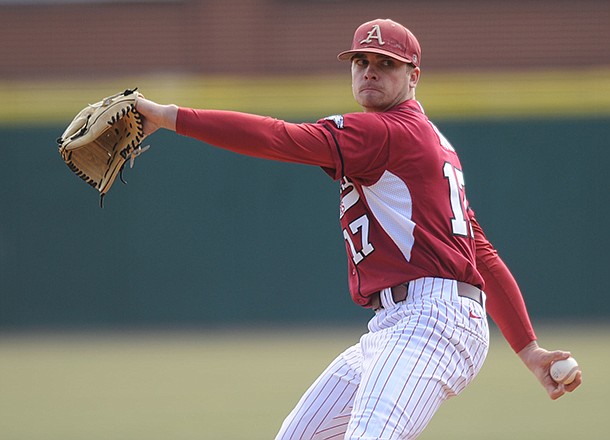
[1,115,608,330]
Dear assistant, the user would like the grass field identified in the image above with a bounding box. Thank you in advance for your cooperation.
[0,324,607,440]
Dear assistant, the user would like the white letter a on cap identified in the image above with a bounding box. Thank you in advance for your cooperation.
[360,25,385,45]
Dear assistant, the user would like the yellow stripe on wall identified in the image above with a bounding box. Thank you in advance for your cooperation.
[1,67,609,125]
[419,67,610,119]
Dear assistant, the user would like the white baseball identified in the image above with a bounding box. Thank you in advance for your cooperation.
[550,357,579,384]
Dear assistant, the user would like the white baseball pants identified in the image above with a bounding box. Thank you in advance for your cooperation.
[275,277,489,440]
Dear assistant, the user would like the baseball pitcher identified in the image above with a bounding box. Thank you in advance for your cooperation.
[134,18,582,440]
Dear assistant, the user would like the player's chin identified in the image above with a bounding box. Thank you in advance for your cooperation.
[355,93,388,112]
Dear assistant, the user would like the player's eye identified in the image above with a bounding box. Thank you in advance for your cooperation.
[352,57,368,67]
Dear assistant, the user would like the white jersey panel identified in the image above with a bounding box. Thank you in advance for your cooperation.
[362,170,415,262]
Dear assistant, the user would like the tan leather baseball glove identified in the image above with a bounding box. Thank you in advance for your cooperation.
[57,88,149,206]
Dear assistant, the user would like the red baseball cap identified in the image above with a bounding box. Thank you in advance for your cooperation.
[337,19,421,67]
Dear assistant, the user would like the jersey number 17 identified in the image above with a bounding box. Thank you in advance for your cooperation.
[443,162,474,238]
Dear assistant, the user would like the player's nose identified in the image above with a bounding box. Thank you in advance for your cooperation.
[364,64,379,80]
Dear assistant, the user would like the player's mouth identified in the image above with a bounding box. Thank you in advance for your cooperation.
[359,86,383,94]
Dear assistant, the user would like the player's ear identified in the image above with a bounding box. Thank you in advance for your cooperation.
[408,66,421,88]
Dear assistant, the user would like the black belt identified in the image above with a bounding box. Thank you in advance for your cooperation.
[369,281,483,310]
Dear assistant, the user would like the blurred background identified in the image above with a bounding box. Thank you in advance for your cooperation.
[0,1,609,439]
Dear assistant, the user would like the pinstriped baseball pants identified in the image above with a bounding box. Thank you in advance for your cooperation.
[275,277,489,440]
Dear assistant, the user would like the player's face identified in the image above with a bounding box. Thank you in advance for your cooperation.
[350,53,418,112]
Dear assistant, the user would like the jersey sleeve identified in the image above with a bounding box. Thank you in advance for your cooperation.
[176,108,336,168]
[317,113,391,184]
[470,212,537,352]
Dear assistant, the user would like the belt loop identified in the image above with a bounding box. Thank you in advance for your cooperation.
[381,287,396,309]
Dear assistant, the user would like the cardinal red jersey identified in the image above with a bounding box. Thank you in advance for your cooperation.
[317,100,483,305]
[176,100,484,307]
